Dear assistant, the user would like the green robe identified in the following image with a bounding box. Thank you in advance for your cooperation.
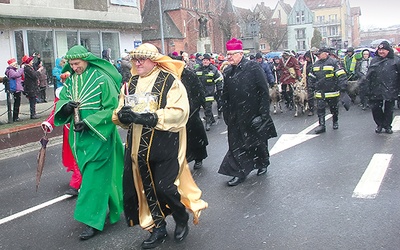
[54,65,124,231]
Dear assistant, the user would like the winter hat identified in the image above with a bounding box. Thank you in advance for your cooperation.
[255,52,263,59]
[129,43,184,78]
[172,51,179,56]
[202,53,211,60]
[190,54,196,59]
[316,47,330,54]
[7,58,16,65]
[22,55,34,64]
[377,41,391,51]
[226,38,243,51]
[346,47,354,53]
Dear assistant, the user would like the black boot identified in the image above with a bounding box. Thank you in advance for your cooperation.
[194,160,203,169]
[174,222,189,242]
[141,226,168,249]
[315,116,326,134]
[79,225,98,240]
[332,114,338,130]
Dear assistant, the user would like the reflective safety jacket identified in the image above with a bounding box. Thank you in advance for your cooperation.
[309,57,347,99]
[196,64,223,101]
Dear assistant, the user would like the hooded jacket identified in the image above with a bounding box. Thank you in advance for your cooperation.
[366,47,400,100]
[5,65,24,92]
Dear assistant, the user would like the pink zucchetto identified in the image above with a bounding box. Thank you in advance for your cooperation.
[226,38,243,51]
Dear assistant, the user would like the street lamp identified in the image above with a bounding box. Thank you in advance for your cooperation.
[158,0,165,53]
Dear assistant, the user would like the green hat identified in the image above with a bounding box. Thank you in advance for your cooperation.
[62,45,122,90]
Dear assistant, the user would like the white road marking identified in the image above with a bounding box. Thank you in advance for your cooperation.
[0,194,72,225]
[269,134,318,156]
[392,115,400,131]
[352,153,392,199]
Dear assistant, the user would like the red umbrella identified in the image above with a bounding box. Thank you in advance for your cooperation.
[36,133,49,192]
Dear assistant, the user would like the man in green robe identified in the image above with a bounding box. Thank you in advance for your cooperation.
[54,45,124,240]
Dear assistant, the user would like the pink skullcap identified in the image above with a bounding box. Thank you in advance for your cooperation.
[226,38,243,51]
[172,51,179,56]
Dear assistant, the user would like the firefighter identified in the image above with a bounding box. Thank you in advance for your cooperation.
[309,48,348,134]
[196,53,223,131]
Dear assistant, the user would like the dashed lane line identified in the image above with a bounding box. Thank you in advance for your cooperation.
[0,194,72,225]
[352,153,392,199]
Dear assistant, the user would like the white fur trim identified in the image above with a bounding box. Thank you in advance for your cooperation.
[41,121,53,133]
[55,86,63,98]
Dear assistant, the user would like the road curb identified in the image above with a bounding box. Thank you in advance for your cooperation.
[0,135,63,161]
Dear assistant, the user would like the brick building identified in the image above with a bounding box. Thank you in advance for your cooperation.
[140,0,239,55]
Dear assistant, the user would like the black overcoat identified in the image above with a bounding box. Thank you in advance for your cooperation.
[366,50,400,101]
[219,57,277,178]
[181,68,208,162]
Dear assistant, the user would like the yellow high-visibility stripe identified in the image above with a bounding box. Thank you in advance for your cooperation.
[315,91,340,98]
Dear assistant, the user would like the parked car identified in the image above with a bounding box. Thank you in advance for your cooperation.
[265,51,282,60]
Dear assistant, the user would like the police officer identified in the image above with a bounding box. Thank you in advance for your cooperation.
[196,53,223,131]
[309,48,348,134]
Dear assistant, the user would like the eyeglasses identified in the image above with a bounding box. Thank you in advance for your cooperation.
[132,57,148,65]
[226,52,241,56]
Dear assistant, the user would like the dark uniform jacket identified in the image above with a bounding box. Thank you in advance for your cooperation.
[366,50,400,101]
[195,64,223,100]
[308,57,347,98]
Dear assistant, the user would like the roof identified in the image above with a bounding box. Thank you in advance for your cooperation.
[303,0,341,9]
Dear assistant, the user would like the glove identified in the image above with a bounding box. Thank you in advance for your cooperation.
[340,91,351,111]
[61,101,79,116]
[117,106,136,124]
[132,112,158,127]
[74,121,88,132]
[251,116,263,130]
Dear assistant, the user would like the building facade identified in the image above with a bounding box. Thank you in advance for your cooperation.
[287,0,314,51]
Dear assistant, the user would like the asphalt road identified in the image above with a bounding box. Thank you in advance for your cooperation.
[1,103,400,250]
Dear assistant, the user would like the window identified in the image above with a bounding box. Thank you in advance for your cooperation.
[80,31,101,56]
[27,30,54,72]
[102,32,120,61]
[110,0,137,7]
[260,44,266,50]
[74,0,107,11]
[55,31,78,58]
[296,11,300,24]
[329,26,339,36]
[316,16,325,24]
[301,11,305,23]
[329,14,337,23]
[14,31,24,64]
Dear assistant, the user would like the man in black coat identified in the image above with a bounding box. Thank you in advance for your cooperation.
[172,55,209,169]
[218,38,277,186]
[366,41,400,134]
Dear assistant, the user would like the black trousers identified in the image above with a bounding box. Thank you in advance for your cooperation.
[316,97,339,121]
[282,84,293,106]
[369,99,395,129]
[28,96,37,117]
[12,92,21,121]
[204,101,215,124]
[151,157,189,227]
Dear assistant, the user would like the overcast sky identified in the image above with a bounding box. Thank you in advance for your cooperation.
[232,0,400,30]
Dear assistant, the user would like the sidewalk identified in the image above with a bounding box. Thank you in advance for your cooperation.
[0,86,63,150]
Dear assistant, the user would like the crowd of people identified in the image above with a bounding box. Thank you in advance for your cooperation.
[4,53,48,121]
[2,38,399,249]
